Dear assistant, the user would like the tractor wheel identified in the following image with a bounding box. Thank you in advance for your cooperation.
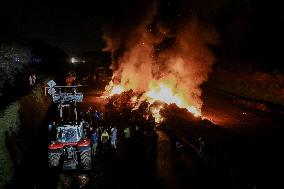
[80,150,92,170]
[48,153,61,167]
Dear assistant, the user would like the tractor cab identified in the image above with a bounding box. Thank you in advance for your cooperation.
[56,125,83,143]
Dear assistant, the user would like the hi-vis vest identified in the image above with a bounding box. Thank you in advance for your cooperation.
[124,128,130,139]
[101,132,109,144]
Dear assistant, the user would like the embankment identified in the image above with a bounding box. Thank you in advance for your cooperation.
[0,84,51,188]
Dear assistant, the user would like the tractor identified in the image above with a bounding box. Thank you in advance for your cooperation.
[45,80,92,171]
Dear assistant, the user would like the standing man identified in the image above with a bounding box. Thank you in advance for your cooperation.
[82,119,89,136]
[93,110,100,128]
[110,127,118,149]
[91,129,99,155]
[101,130,110,151]
[32,74,36,85]
[123,127,131,140]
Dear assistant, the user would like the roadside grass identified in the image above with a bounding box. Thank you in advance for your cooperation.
[0,101,20,188]
[0,83,51,188]
[19,84,51,136]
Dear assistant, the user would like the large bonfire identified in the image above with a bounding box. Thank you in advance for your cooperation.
[101,1,218,123]
[104,77,201,123]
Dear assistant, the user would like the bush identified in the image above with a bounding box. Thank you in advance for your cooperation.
[0,44,31,96]
[0,101,20,188]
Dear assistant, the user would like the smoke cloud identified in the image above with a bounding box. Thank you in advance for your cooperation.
[103,0,219,111]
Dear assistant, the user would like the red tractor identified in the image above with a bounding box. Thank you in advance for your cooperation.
[46,80,92,171]
[48,124,91,171]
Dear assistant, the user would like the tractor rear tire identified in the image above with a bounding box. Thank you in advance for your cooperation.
[80,150,92,170]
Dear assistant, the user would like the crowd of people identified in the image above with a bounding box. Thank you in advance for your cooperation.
[90,126,117,155]
[79,106,118,155]
[78,105,158,163]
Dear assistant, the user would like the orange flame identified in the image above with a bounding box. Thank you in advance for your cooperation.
[104,79,201,122]
[109,85,125,96]
[149,104,164,123]
[146,82,201,117]
[104,80,125,96]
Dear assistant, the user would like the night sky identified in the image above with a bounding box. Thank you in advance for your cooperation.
[1,2,110,54]
[1,0,283,62]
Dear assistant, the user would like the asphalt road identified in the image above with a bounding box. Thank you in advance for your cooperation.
[202,87,284,132]
[201,87,284,188]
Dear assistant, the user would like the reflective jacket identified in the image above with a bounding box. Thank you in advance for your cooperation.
[101,132,109,144]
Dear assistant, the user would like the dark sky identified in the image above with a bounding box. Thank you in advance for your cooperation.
[0,1,112,55]
[0,0,283,60]
[0,1,159,55]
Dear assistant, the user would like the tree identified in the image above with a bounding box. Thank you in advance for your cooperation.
[0,44,31,96]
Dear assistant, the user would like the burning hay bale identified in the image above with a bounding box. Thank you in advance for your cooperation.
[159,104,209,147]
[104,88,209,135]
[104,89,211,144]
[105,90,155,129]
